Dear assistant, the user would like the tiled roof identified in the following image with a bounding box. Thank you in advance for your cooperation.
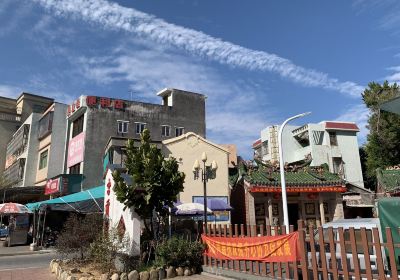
[245,167,344,188]
[377,168,400,193]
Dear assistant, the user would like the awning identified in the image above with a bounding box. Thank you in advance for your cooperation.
[26,185,104,213]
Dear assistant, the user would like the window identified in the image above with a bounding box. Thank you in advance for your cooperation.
[39,150,48,170]
[333,157,343,175]
[69,163,81,174]
[117,121,129,134]
[329,131,338,146]
[161,125,170,137]
[72,114,84,138]
[38,111,54,139]
[135,122,146,134]
[175,127,184,137]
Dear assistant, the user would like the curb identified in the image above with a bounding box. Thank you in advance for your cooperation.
[0,249,54,258]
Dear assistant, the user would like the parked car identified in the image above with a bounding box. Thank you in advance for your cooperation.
[308,218,388,272]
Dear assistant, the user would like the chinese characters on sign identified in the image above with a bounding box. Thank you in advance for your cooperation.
[67,132,85,168]
[201,232,299,262]
[45,178,61,195]
[67,96,125,117]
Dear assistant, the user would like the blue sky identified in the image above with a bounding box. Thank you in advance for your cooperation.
[1,0,400,158]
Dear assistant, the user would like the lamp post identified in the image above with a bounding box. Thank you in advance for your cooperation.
[193,152,218,233]
[278,112,311,232]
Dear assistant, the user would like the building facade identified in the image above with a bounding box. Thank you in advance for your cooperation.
[0,93,53,177]
[162,132,231,223]
[230,163,346,228]
[35,103,68,189]
[65,88,206,190]
[253,121,364,188]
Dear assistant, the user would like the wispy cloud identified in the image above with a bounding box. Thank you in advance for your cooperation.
[33,0,364,97]
[0,84,22,98]
[72,40,271,158]
[335,103,369,143]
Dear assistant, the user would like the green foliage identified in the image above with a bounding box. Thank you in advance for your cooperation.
[89,227,130,273]
[155,237,205,269]
[362,81,400,184]
[55,214,103,259]
[112,129,185,237]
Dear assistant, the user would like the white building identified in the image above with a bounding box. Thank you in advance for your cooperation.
[253,121,364,188]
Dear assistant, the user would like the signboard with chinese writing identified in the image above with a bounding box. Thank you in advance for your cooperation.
[201,232,299,262]
[67,132,85,168]
[45,177,61,195]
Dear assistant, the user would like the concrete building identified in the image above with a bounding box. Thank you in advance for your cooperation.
[3,113,42,188]
[0,93,53,177]
[162,132,231,223]
[65,88,206,190]
[253,121,364,188]
[35,103,69,192]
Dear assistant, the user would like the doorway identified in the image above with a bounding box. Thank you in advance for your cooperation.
[288,203,299,230]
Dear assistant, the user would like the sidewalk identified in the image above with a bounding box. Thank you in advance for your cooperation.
[0,267,56,280]
[0,245,54,257]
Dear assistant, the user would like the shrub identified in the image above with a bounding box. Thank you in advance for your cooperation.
[89,227,130,273]
[155,237,204,269]
[55,213,103,260]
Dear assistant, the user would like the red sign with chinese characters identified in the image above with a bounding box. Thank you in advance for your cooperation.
[45,178,61,195]
[67,132,85,168]
[85,96,125,109]
[201,232,299,262]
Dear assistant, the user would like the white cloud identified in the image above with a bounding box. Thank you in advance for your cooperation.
[33,0,364,97]
[0,85,21,98]
[73,42,270,158]
[335,103,369,143]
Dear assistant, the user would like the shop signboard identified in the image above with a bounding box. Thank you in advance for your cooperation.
[45,177,61,195]
[67,132,85,168]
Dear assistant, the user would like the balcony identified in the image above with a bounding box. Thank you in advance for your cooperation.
[3,158,25,187]
[6,124,30,159]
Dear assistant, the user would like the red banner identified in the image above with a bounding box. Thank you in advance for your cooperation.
[201,232,299,262]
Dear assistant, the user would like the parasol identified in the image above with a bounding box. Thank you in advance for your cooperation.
[0,203,32,214]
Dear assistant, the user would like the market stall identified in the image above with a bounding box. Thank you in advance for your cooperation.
[0,203,31,246]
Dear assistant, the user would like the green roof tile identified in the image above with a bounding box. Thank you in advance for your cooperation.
[245,167,343,187]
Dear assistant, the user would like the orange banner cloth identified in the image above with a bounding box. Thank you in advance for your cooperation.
[201,232,299,262]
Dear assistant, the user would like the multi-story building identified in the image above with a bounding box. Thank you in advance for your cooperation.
[35,103,70,192]
[65,88,206,190]
[4,113,42,188]
[0,93,53,177]
[253,121,364,188]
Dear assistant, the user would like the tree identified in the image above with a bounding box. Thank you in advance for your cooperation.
[362,81,400,185]
[112,129,185,238]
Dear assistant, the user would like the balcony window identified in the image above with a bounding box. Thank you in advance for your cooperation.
[329,132,338,146]
[38,111,54,139]
[72,114,84,138]
[135,122,146,134]
[117,121,129,134]
[161,125,170,137]
[175,127,184,137]
[39,150,48,170]
[69,163,81,174]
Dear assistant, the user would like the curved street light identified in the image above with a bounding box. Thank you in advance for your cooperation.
[278,111,311,232]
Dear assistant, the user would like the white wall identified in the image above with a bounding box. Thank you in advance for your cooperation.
[47,103,68,178]
[104,169,141,256]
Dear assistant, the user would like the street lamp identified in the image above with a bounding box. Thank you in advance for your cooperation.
[193,152,218,233]
[278,112,311,232]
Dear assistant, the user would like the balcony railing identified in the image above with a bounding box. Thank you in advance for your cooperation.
[6,124,29,158]
[3,158,25,187]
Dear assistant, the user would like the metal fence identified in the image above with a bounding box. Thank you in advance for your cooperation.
[202,221,400,280]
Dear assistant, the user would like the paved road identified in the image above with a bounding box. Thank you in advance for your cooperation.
[0,253,57,280]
